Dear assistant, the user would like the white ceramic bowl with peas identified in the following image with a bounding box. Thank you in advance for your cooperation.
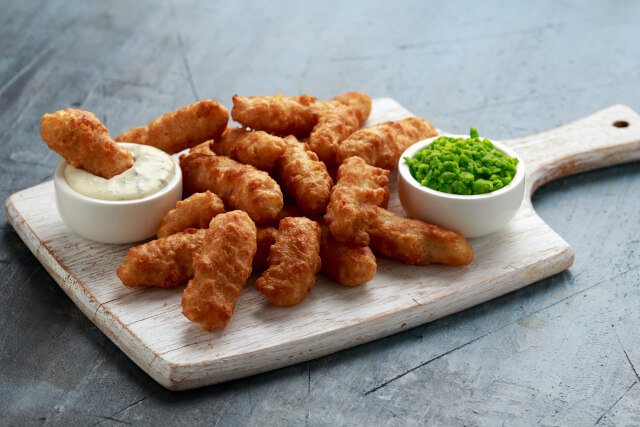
[398,129,525,238]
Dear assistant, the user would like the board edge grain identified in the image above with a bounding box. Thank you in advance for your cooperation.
[5,186,176,389]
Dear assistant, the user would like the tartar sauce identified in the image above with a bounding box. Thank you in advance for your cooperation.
[64,143,175,201]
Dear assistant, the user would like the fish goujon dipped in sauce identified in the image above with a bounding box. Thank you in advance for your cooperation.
[41,108,176,201]
[41,108,134,179]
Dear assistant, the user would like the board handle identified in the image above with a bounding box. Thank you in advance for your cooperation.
[504,104,640,198]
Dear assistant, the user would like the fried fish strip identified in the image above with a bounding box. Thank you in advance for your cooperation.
[116,228,207,288]
[156,191,225,238]
[333,91,372,127]
[182,211,257,330]
[255,217,321,306]
[231,94,318,136]
[369,208,473,266]
[180,153,283,224]
[336,117,437,170]
[325,157,390,246]
[325,157,472,266]
[320,223,376,287]
[309,100,360,168]
[277,136,333,215]
[212,126,287,170]
[253,225,278,269]
[115,99,228,154]
[41,109,133,179]
[388,117,438,154]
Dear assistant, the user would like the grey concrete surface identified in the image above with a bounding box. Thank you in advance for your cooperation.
[0,1,638,425]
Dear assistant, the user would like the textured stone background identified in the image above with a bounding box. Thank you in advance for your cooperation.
[1,1,638,425]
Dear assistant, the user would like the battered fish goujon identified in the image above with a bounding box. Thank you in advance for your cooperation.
[180,152,284,224]
[213,126,287,171]
[156,191,225,238]
[115,99,229,154]
[278,136,333,215]
[41,109,134,179]
[255,217,322,306]
[336,117,437,170]
[309,100,360,168]
[117,228,208,288]
[325,157,391,246]
[231,94,318,136]
[369,208,473,266]
[182,211,257,330]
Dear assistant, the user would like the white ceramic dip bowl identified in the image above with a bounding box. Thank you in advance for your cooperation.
[398,134,525,238]
[54,144,182,244]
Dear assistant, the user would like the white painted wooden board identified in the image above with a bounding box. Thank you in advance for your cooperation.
[6,99,640,391]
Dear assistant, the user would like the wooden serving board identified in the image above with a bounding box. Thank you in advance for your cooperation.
[6,99,640,391]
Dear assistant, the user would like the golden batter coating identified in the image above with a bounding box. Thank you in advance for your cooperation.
[309,100,360,168]
[116,228,208,288]
[182,211,257,330]
[369,208,473,266]
[320,224,376,287]
[156,191,225,238]
[213,126,287,170]
[115,99,229,154]
[189,140,215,155]
[231,94,318,136]
[387,117,437,154]
[336,117,437,170]
[325,157,390,246]
[333,91,372,127]
[253,225,278,269]
[325,157,472,266]
[180,153,283,224]
[255,217,322,306]
[337,124,396,170]
[277,136,333,215]
[40,108,134,179]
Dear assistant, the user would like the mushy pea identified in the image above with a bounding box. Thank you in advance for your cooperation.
[404,128,518,195]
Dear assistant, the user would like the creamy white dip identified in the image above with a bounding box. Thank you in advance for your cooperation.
[64,143,175,201]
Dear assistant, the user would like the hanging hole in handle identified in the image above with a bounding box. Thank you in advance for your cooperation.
[613,120,629,128]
